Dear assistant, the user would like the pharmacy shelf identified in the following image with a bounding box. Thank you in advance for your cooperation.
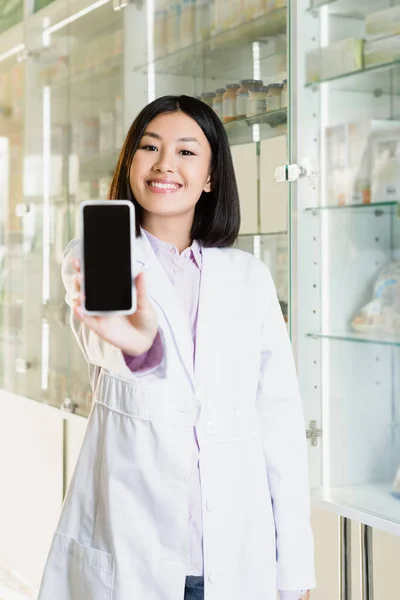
[40,54,122,94]
[307,331,400,348]
[0,22,23,58]
[225,108,287,145]
[306,58,400,95]
[307,0,367,18]
[305,201,398,213]
[133,7,287,77]
[312,482,400,536]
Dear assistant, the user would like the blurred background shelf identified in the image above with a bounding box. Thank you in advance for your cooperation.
[307,331,400,347]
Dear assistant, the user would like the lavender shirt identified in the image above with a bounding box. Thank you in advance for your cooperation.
[123,231,306,599]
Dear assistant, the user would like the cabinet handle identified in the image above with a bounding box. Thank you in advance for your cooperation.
[275,158,319,189]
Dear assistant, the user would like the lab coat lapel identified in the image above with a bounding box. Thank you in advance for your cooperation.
[134,233,195,387]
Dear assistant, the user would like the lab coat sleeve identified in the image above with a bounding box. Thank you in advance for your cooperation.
[61,238,167,381]
[256,265,315,592]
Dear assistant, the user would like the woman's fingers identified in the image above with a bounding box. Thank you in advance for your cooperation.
[74,273,82,293]
[72,258,81,272]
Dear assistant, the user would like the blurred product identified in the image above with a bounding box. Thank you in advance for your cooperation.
[237,79,263,118]
[266,83,282,111]
[201,92,216,108]
[212,88,225,119]
[325,120,400,206]
[154,6,168,58]
[247,86,269,117]
[364,35,400,68]
[222,83,240,123]
[115,95,124,149]
[167,2,181,53]
[371,136,400,203]
[366,5,400,37]
[195,0,212,41]
[351,261,400,335]
[306,38,364,83]
[181,0,195,48]
[99,111,115,153]
[80,118,100,156]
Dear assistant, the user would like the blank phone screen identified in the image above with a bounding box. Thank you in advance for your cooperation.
[83,204,133,312]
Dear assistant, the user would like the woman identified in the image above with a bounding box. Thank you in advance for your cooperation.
[38,95,314,600]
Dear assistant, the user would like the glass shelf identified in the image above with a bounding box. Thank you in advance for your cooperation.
[224,108,287,145]
[308,0,374,18]
[305,201,399,213]
[312,482,400,535]
[307,331,400,347]
[39,55,122,95]
[134,7,287,77]
[306,58,400,95]
[0,0,23,36]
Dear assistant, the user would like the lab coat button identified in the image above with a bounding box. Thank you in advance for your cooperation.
[208,572,217,584]
[206,421,215,434]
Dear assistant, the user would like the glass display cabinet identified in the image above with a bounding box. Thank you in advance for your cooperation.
[0,0,291,420]
[127,0,290,319]
[293,0,400,595]
[0,23,25,397]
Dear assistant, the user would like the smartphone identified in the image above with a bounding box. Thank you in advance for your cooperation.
[80,200,136,316]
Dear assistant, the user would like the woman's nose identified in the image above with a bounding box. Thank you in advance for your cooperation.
[153,151,176,173]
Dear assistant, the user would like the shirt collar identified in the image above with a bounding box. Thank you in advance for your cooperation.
[143,229,202,270]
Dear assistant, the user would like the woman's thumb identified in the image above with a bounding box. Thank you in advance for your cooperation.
[135,272,149,309]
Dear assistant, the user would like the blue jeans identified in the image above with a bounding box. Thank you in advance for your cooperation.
[184,576,204,600]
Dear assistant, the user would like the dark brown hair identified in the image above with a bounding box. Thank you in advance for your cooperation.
[109,95,240,247]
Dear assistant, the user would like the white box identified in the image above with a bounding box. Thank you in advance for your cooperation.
[364,35,400,68]
[325,120,400,206]
[366,6,400,37]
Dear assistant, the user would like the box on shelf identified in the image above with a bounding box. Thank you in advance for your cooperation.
[364,35,400,68]
[99,111,115,153]
[306,38,364,83]
[99,177,112,199]
[115,95,124,149]
[371,136,400,203]
[366,5,400,38]
[325,119,400,207]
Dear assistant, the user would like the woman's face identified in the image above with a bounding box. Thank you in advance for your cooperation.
[129,111,212,221]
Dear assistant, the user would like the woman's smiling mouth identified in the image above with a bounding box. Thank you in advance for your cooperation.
[146,180,183,193]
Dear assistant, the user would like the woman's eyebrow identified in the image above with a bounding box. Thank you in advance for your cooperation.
[142,131,200,145]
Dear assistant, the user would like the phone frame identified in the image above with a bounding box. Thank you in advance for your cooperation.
[79,200,137,316]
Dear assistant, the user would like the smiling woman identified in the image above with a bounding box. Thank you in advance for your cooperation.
[108,95,241,249]
[38,95,314,600]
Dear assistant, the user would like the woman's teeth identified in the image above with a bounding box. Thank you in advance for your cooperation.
[148,182,180,189]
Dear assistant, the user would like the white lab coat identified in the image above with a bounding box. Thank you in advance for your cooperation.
[38,232,315,600]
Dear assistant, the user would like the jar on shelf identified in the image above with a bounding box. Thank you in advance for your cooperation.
[201,92,216,108]
[195,0,212,41]
[167,2,182,53]
[154,8,168,58]
[222,83,240,123]
[237,79,263,118]
[181,0,195,48]
[246,86,269,117]
[212,88,226,119]
[266,83,283,112]
[281,79,288,108]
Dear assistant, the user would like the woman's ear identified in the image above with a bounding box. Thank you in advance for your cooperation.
[203,174,212,193]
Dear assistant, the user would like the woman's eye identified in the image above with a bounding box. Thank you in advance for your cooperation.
[179,149,195,156]
[141,145,158,151]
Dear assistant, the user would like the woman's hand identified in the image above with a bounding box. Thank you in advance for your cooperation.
[71,258,158,356]
[301,592,310,600]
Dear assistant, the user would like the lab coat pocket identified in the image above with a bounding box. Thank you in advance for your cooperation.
[39,532,114,600]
